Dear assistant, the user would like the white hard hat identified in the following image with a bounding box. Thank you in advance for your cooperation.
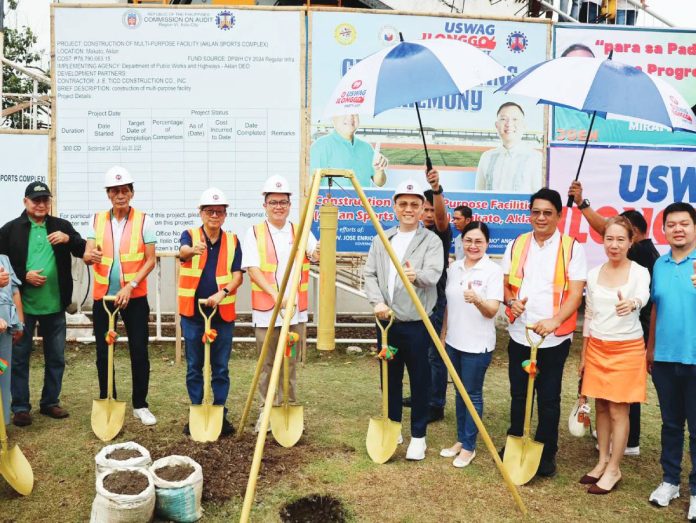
[199,187,229,208]
[104,166,134,188]
[261,175,292,196]
[392,179,425,201]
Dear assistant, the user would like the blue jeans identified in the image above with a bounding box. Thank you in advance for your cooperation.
[447,346,492,451]
[11,311,66,413]
[181,316,234,414]
[652,362,696,495]
[427,294,447,408]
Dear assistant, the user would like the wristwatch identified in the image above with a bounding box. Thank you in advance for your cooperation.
[222,288,230,295]
[506,298,516,308]
[129,280,139,290]
[432,185,444,195]
[578,199,591,210]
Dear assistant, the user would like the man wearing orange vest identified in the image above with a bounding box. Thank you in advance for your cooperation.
[241,175,318,433]
[501,188,587,477]
[178,188,243,436]
[84,167,157,426]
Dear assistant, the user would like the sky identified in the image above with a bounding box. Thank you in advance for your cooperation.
[5,0,696,70]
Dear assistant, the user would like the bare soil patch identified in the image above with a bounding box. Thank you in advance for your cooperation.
[279,494,348,523]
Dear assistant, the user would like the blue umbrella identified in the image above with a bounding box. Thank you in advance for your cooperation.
[498,53,696,206]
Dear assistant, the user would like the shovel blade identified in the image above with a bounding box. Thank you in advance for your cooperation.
[366,416,401,464]
[189,404,224,443]
[0,444,34,496]
[503,434,544,485]
[269,404,303,448]
[91,398,126,442]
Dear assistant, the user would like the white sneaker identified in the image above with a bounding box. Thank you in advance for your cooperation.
[649,482,680,507]
[133,408,157,426]
[624,446,640,456]
[397,433,403,445]
[688,495,696,521]
[452,450,476,468]
[254,412,271,434]
[405,437,427,461]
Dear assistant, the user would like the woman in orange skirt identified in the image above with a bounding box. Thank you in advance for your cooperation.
[579,216,650,494]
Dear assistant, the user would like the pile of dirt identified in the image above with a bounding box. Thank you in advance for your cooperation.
[102,470,149,495]
[106,449,143,461]
[154,464,195,482]
[279,494,347,523]
[151,434,314,502]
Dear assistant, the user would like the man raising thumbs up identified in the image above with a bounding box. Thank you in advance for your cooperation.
[0,181,86,426]
[501,188,587,478]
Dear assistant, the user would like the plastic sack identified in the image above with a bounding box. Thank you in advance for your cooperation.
[149,455,204,523]
[90,467,155,523]
[95,442,151,479]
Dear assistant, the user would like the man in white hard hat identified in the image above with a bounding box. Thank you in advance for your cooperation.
[177,188,243,437]
[241,175,319,433]
[84,166,158,426]
[363,179,444,461]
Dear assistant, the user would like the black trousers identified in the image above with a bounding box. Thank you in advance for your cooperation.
[93,297,151,409]
[507,338,570,461]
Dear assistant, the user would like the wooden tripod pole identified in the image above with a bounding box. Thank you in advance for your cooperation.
[239,170,323,523]
[348,174,528,516]
[236,174,316,439]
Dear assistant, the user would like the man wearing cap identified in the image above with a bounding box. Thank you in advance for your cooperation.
[84,166,157,426]
[241,175,319,433]
[0,181,86,426]
[178,188,243,437]
[364,179,444,460]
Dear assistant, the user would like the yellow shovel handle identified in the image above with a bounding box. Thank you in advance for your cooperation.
[375,311,394,348]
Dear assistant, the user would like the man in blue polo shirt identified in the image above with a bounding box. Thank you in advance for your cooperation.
[646,202,696,520]
[310,114,389,188]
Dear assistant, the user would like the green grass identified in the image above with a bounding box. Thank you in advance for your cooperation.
[1,333,693,522]
[383,148,482,168]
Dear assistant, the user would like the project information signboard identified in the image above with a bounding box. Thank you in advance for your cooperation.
[53,6,303,249]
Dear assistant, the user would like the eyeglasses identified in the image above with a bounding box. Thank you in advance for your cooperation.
[463,238,486,246]
[530,209,557,218]
[396,201,422,210]
[202,209,226,216]
[266,200,290,208]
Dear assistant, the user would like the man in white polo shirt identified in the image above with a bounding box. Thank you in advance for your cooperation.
[501,188,587,478]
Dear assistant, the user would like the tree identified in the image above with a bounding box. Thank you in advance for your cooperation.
[2,0,50,128]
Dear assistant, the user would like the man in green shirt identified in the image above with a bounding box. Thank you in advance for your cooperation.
[310,114,389,188]
[0,182,86,426]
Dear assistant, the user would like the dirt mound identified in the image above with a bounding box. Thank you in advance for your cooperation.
[280,494,347,523]
[154,464,195,482]
[151,434,314,502]
[102,470,149,496]
[106,449,143,461]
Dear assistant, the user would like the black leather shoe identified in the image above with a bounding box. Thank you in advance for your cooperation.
[221,418,235,436]
[402,396,412,408]
[536,458,557,478]
[427,406,445,424]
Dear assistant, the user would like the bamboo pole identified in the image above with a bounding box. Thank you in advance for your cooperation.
[239,169,322,523]
[347,173,528,516]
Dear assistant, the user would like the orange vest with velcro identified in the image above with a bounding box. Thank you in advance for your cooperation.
[92,208,147,300]
[177,227,238,321]
[506,232,577,336]
[251,222,309,312]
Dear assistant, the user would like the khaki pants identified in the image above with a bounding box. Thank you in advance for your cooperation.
[255,323,305,407]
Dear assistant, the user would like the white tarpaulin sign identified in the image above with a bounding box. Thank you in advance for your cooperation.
[0,132,49,226]
[53,6,303,250]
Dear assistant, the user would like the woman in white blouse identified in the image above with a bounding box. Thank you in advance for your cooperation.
[579,216,650,494]
[439,222,503,468]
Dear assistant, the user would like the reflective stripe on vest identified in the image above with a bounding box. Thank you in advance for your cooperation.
[93,208,147,300]
[251,222,309,312]
[506,232,577,336]
[177,227,238,322]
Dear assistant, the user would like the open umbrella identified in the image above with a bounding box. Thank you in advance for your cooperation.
[497,54,696,206]
[322,35,509,171]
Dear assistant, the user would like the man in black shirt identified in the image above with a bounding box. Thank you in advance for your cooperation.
[421,169,452,423]
[569,181,659,453]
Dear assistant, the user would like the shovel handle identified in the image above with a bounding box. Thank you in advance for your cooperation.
[197,299,218,329]
[102,296,121,328]
[524,324,546,356]
[375,310,394,347]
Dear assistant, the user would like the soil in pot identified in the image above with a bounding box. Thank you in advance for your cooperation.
[106,449,143,461]
[103,470,149,495]
[155,464,195,482]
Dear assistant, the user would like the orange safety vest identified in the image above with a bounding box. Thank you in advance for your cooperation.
[506,232,577,336]
[177,227,238,322]
[92,208,148,300]
[251,222,309,312]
